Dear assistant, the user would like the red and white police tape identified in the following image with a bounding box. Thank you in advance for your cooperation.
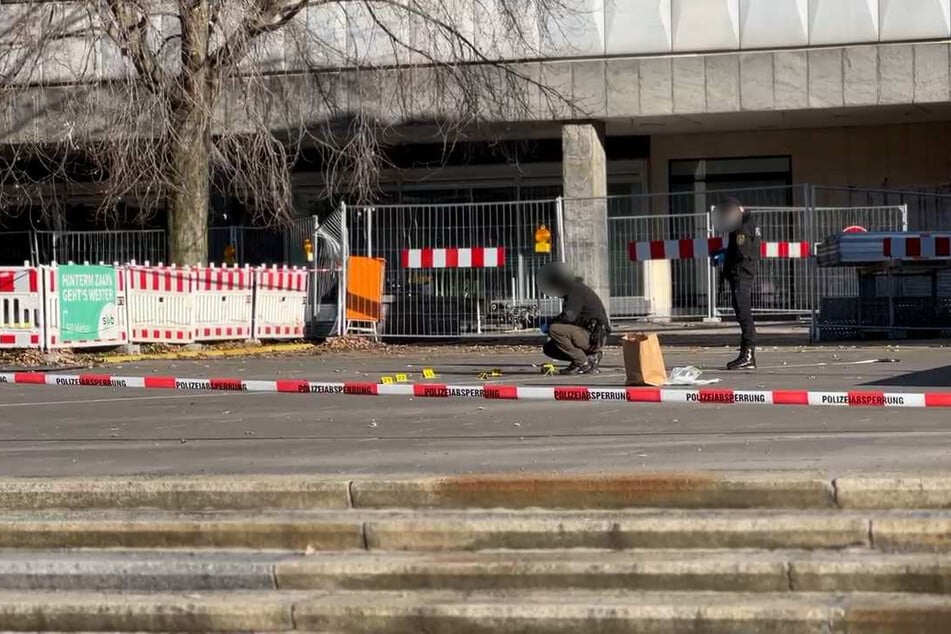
[1,372,949,408]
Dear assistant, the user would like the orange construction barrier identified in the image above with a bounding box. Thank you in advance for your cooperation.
[346,256,385,334]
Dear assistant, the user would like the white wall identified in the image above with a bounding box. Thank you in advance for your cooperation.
[7,0,951,84]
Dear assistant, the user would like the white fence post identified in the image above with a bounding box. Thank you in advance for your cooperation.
[555,196,566,264]
[338,201,349,336]
[704,207,719,323]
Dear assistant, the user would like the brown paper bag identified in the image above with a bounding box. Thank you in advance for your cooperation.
[622,333,667,386]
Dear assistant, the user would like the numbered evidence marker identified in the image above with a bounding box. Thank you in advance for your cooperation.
[381,376,395,385]
[422,368,438,379]
[478,369,504,380]
[541,363,557,376]
[395,373,409,383]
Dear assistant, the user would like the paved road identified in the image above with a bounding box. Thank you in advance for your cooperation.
[0,344,949,476]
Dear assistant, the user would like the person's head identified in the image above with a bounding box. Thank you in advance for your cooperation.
[712,197,745,232]
[537,261,575,298]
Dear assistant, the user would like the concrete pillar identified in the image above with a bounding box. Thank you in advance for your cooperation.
[561,122,610,311]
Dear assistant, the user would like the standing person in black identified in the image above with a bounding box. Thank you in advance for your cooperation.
[537,262,610,375]
[713,198,760,370]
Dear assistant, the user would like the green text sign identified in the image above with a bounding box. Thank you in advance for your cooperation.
[58,265,120,342]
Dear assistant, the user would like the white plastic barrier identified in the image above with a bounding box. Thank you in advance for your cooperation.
[192,265,253,342]
[45,264,129,349]
[0,266,43,349]
[253,266,308,340]
[126,266,195,344]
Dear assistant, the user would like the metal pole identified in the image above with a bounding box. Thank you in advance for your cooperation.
[704,207,718,322]
[338,201,349,336]
[366,207,373,258]
[310,215,319,337]
[229,226,239,266]
[808,184,819,342]
[554,197,566,263]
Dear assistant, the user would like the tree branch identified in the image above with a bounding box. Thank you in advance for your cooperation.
[208,0,310,73]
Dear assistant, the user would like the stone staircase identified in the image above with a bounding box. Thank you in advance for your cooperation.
[0,473,950,632]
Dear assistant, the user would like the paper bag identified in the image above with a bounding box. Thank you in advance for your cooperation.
[622,333,667,386]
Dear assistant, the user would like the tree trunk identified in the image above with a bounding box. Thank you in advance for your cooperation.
[168,110,211,265]
[168,0,212,266]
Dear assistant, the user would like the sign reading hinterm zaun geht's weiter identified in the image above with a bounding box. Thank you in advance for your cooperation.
[57,265,120,343]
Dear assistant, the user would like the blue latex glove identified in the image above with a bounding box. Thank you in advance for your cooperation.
[711,249,727,267]
[539,321,550,335]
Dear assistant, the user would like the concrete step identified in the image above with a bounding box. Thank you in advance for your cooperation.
[1,473,949,512]
[3,549,951,594]
[1,590,950,632]
[0,508,948,551]
[296,590,951,633]
[276,549,951,594]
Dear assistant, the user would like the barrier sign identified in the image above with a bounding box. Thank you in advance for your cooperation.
[57,265,120,343]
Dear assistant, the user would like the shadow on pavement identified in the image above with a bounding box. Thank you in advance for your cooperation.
[861,365,951,388]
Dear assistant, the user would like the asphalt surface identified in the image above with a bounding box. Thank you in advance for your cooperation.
[1,344,950,476]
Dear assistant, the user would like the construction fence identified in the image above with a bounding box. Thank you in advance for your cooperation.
[0,183,945,344]
[0,262,315,351]
[0,219,315,268]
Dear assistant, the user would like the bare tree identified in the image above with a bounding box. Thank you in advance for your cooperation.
[0,0,579,264]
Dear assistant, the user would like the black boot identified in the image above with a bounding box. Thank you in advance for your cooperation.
[587,350,603,373]
[560,361,594,376]
[726,346,756,371]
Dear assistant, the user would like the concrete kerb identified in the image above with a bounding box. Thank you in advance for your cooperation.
[101,342,315,364]
[348,473,837,510]
[834,476,951,509]
[4,473,951,511]
[0,477,352,512]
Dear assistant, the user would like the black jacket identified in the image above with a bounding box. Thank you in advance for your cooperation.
[554,280,609,328]
[724,213,760,281]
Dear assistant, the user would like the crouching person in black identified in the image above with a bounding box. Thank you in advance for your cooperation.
[538,262,611,375]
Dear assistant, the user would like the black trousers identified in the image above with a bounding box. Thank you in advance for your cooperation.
[729,278,756,348]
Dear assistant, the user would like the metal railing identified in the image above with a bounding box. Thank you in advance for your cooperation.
[346,199,559,336]
[0,183,942,339]
[33,230,168,266]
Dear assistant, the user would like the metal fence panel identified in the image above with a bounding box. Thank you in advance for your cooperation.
[713,206,813,316]
[208,223,311,266]
[812,205,908,300]
[34,230,167,265]
[608,213,710,318]
[813,185,951,232]
[348,200,558,336]
[603,186,804,320]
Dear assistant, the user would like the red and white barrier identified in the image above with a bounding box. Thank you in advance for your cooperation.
[2,371,950,409]
[44,265,129,349]
[628,238,724,262]
[126,266,195,344]
[253,266,308,340]
[628,239,812,262]
[0,267,42,349]
[192,266,253,342]
[760,241,811,259]
[401,247,505,269]
[884,235,951,259]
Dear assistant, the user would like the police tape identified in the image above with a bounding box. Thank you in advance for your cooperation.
[1,372,950,408]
